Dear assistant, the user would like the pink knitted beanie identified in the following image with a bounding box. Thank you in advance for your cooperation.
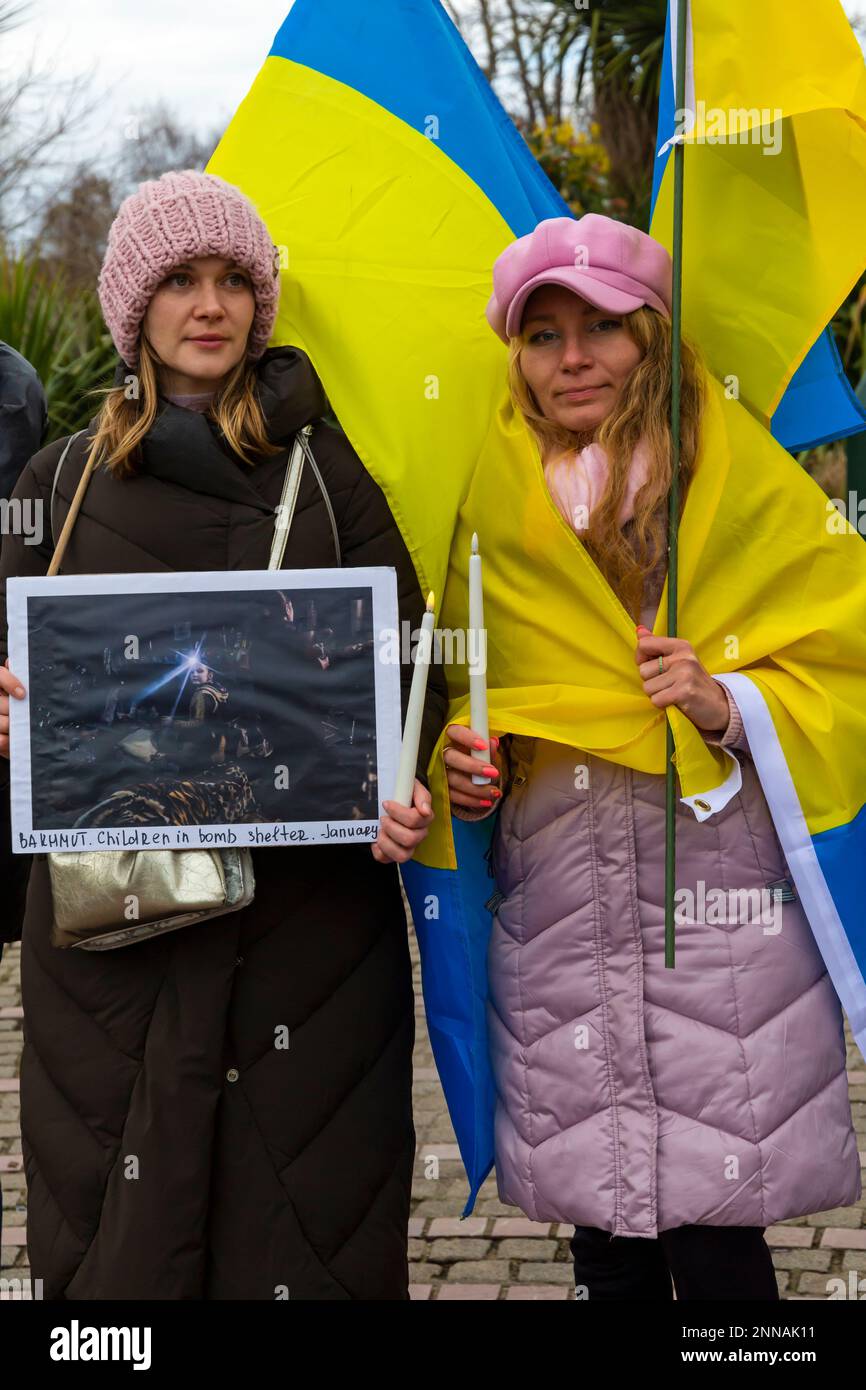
[97,170,280,367]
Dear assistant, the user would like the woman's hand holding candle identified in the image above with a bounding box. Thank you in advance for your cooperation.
[375,591,436,863]
[392,591,436,807]
[468,532,490,786]
[372,779,434,864]
[443,725,502,811]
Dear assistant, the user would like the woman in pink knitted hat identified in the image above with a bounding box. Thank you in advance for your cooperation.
[0,170,448,1300]
[442,214,861,1301]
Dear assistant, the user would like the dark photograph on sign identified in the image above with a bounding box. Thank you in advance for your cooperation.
[22,584,382,837]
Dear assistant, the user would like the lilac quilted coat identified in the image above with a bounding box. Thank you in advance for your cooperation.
[460,532,861,1236]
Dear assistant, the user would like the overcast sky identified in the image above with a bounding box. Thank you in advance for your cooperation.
[4,0,865,175]
[3,0,294,167]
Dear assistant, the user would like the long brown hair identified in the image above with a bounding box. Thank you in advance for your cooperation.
[87,333,284,478]
[509,305,707,622]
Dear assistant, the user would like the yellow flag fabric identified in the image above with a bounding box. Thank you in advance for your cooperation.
[417,375,866,872]
[209,55,516,606]
[651,0,866,427]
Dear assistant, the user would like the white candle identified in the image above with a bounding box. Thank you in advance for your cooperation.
[469,532,490,785]
[393,590,435,806]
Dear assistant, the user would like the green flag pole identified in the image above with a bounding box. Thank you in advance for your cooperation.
[665,0,689,970]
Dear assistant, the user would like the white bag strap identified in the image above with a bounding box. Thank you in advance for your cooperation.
[269,424,342,570]
[269,426,310,570]
[49,430,86,545]
[297,427,342,568]
[48,430,90,576]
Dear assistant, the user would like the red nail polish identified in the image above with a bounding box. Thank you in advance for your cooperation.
[483,765,499,777]
[473,738,488,750]
[479,799,493,807]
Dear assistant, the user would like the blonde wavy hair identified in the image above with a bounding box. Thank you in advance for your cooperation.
[509,305,707,623]
[87,332,284,478]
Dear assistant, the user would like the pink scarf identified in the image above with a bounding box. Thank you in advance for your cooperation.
[543,438,652,534]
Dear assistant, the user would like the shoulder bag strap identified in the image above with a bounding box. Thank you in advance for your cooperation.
[298,428,342,568]
[268,426,310,570]
[268,424,342,570]
[48,430,91,577]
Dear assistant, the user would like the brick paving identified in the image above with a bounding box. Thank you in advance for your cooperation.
[2,917,865,1301]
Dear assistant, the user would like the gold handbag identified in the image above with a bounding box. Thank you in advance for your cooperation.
[48,845,255,950]
[43,423,317,951]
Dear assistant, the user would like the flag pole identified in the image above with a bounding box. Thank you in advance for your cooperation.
[665,0,689,970]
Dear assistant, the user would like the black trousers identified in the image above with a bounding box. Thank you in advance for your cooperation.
[570,1224,780,1300]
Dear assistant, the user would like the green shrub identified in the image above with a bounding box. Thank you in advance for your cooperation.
[0,255,116,442]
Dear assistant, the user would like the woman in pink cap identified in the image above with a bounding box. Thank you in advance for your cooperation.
[0,170,447,1300]
[442,214,860,1301]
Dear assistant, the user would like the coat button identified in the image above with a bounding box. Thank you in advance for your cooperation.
[226,1068,239,1083]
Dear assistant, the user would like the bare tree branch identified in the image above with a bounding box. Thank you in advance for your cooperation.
[0,0,31,34]
[505,0,538,126]
[0,50,107,240]
[477,0,498,80]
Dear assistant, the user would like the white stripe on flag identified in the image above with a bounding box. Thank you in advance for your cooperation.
[658,0,697,158]
[716,672,866,1055]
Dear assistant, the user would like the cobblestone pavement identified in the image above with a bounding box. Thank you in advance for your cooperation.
[2,920,865,1302]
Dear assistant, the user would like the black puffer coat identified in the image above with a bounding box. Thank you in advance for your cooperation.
[0,346,448,1299]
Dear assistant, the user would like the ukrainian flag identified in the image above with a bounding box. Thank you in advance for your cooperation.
[651,0,866,450]
[209,0,866,1216]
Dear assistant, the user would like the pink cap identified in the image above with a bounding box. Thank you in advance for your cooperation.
[486,214,672,342]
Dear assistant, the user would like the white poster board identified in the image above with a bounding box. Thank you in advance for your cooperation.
[7,567,402,853]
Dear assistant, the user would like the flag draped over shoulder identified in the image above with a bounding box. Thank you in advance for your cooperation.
[208,0,866,1214]
[652,0,866,450]
[427,373,866,1033]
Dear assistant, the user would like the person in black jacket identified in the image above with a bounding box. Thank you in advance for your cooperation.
[0,170,448,1300]
[0,344,46,945]
[0,336,47,1258]
[0,342,47,505]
